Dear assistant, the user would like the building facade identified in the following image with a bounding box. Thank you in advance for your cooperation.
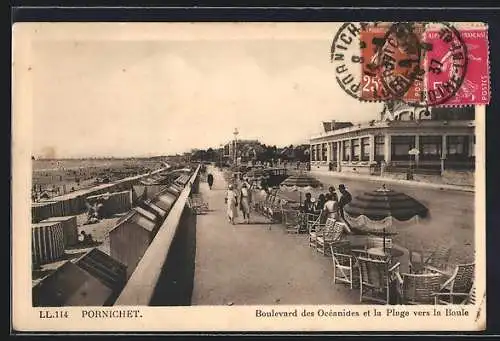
[309,104,475,181]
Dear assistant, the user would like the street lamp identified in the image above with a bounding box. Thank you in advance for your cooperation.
[219,143,223,167]
[408,148,419,180]
[233,128,239,166]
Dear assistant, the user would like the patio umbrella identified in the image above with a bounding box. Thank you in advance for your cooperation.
[344,184,429,251]
[279,173,323,205]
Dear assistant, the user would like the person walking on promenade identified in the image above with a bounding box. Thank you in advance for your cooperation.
[207,173,214,190]
[225,184,238,225]
[239,182,252,223]
[338,184,352,224]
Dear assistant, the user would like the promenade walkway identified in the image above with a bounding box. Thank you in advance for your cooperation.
[191,167,359,306]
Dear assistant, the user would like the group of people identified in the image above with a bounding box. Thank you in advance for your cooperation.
[301,184,352,226]
[225,178,252,225]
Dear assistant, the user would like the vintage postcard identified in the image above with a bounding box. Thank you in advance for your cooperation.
[12,21,487,332]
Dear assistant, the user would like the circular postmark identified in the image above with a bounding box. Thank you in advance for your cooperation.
[378,22,423,101]
[330,22,364,99]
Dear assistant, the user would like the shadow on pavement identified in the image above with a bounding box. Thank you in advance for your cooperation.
[150,206,197,306]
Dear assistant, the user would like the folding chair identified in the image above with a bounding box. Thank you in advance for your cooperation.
[317,219,346,256]
[358,256,401,304]
[281,209,305,234]
[331,241,359,289]
[308,212,325,249]
[431,263,475,305]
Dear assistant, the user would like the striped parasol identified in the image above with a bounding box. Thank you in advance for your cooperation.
[344,185,429,250]
[279,173,323,204]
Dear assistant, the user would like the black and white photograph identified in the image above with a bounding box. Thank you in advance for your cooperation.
[12,21,486,332]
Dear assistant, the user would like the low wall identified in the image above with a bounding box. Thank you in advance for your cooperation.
[338,164,372,175]
[312,163,373,175]
[381,170,474,187]
[442,170,475,186]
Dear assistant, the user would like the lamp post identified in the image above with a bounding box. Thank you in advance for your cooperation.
[233,128,239,166]
[408,148,419,180]
[219,144,223,167]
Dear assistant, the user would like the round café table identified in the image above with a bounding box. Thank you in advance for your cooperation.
[367,247,405,259]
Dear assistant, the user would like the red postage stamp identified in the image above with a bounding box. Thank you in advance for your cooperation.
[342,22,490,106]
[360,23,392,101]
[422,23,490,106]
[427,25,490,106]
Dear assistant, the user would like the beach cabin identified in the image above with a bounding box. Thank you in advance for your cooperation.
[174,174,190,186]
[40,216,78,247]
[133,180,168,201]
[169,183,184,194]
[140,201,168,222]
[152,190,178,213]
[32,248,126,307]
[109,209,158,279]
[32,221,65,268]
[86,190,133,218]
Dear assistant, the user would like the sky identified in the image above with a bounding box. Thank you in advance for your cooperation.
[27,23,383,158]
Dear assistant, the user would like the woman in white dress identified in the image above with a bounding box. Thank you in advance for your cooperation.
[323,193,352,234]
[225,184,238,225]
[239,182,252,223]
[323,193,339,220]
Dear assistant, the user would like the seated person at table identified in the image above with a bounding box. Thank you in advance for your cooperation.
[302,192,315,213]
[328,186,337,199]
[315,194,326,213]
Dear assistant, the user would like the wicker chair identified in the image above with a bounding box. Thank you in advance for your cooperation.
[317,219,347,256]
[306,213,321,232]
[270,198,286,224]
[308,213,325,249]
[409,245,452,274]
[422,246,453,274]
[366,236,393,250]
[281,209,305,234]
[467,284,477,305]
[358,256,401,304]
[331,242,359,289]
[395,272,444,305]
[263,193,281,223]
[260,189,277,215]
[431,262,475,305]
[262,193,275,218]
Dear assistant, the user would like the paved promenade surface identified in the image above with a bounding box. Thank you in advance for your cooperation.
[192,167,359,306]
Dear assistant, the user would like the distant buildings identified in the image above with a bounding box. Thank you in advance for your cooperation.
[223,139,263,164]
[309,102,475,184]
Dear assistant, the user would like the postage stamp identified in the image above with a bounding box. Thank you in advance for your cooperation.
[361,22,427,104]
[359,22,392,101]
[425,23,490,106]
[335,21,490,107]
[419,22,469,106]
